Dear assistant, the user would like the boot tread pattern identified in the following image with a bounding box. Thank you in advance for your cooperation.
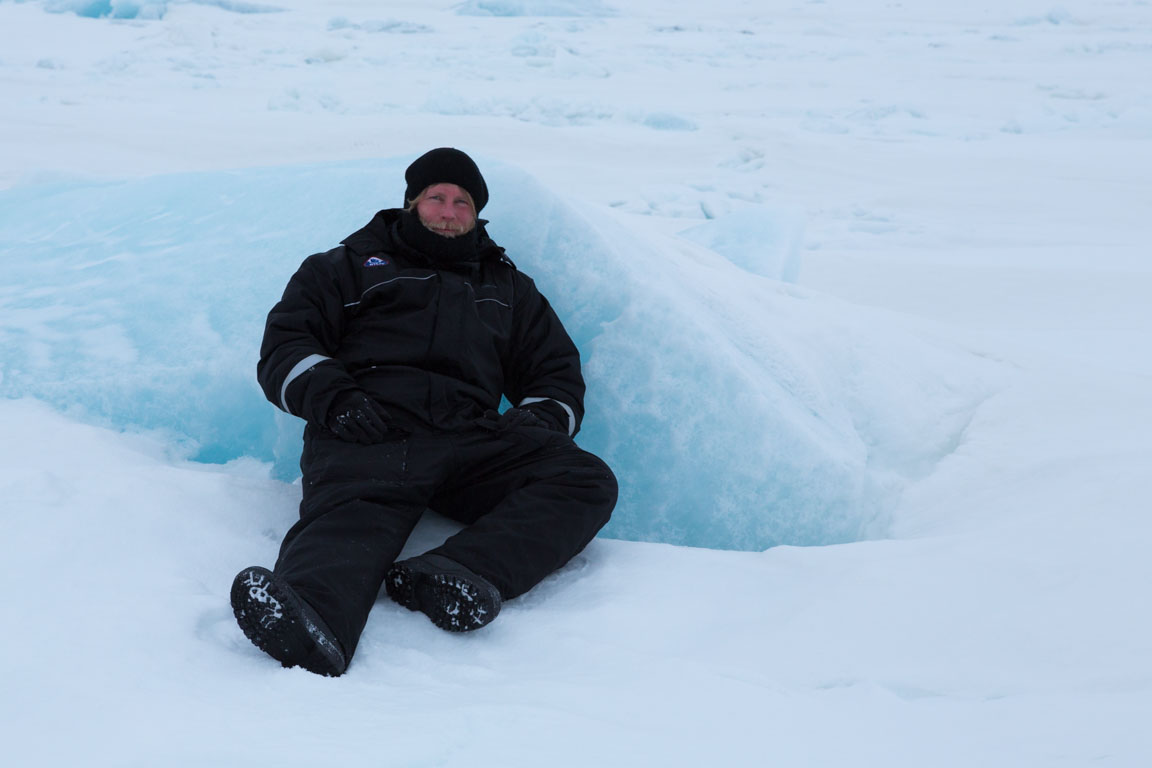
[385,560,500,632]
[230,566,346,677]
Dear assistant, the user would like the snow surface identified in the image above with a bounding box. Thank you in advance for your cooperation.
[1,0,1151,765]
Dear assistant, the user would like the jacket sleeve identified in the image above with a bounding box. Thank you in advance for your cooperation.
[256,248,360,426]
[503,273,586,436]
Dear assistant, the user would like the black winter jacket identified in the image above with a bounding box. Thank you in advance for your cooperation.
[257,209,585,436]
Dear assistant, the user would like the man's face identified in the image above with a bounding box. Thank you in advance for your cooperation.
[415,183,477,238]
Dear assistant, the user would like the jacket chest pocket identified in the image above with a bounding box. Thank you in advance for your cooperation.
[466,282,513,336]
[351,273,438,315]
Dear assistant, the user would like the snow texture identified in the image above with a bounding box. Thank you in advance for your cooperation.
[40,0,282,18]
[1,0,1151,765]
[455,1,616,18]
[0,159,999,549]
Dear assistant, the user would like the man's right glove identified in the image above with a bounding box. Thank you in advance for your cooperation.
[325,390,393,445]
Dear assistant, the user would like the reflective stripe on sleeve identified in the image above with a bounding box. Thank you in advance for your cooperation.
[280,354,332,413]
[519,396,576,436]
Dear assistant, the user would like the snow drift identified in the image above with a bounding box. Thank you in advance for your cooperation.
[0,158,1000,549]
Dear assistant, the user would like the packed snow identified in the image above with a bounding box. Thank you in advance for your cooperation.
[1,0,1150,765]
[0,158,1003,549]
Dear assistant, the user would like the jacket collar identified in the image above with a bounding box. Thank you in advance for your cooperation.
[341,208,511,267]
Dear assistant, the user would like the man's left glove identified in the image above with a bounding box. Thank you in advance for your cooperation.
[479,400,568,434]
[325,390,394,445]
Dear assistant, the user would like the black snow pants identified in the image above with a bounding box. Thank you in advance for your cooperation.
[273,421,618,659]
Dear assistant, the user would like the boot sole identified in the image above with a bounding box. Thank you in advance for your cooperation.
[230,566,346,676]
[385,561,501,632]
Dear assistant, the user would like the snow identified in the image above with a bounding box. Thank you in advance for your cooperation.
[0,158,1001,549]
[1,0,1151,765]
[40,0,284,19]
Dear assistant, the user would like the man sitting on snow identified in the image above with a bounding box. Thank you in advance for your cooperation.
[230,148,618,676]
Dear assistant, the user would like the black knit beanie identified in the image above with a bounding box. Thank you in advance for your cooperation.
[403,148,489,213]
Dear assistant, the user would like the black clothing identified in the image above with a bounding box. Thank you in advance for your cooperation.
[276,417,615,658]
[231,566,347,676]
[325,389,392,444]
[255,209,617,664]
[257,209,584,437]
[517,399,569,432]
[395,208,481,263]
[385,553,503,632]
[403,147,489,212]
[479,402,567,433]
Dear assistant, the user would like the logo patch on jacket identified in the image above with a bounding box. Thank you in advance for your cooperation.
[363,256,390,268]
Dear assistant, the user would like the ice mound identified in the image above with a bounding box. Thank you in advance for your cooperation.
[0,160,398,469]
[0,158,1000,550]
[678,209,805,282]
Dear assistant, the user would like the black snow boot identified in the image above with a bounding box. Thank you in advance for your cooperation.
[385,554,502,632]
[230,566,347,677]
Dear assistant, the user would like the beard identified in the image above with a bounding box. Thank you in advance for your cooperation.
[397,209,481,263]
[418,213,475,238]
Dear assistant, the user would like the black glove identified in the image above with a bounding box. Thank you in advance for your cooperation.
[325,390,392,445]
[479,400,568,434]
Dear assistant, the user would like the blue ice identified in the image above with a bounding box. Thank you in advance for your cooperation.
[678,209,804,282]
[456,1,616,18]
[41,0,281,19]
[641,113,698,132]
[0,158,997,550]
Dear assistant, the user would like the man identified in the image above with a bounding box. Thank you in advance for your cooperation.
[230,148,618,677]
